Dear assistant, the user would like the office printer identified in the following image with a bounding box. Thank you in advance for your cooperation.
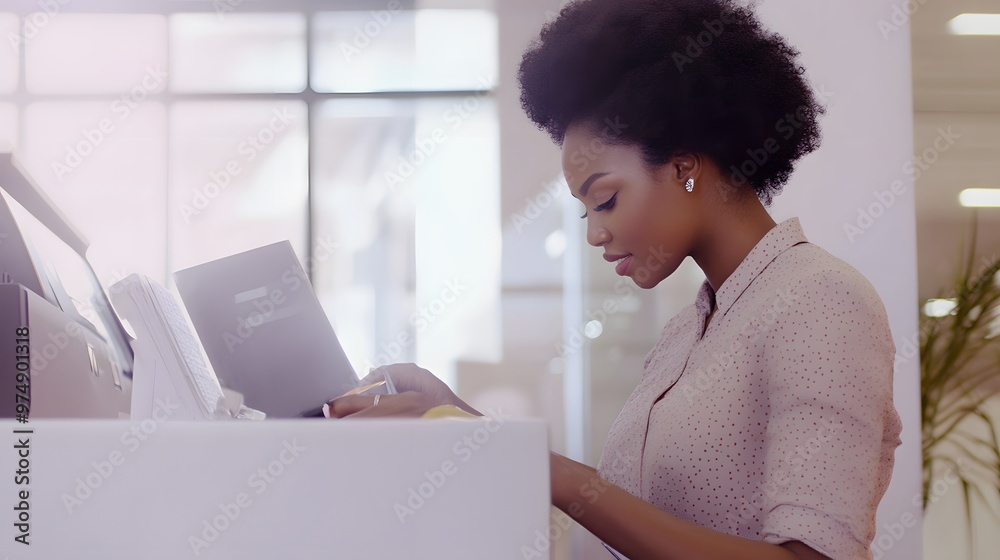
[0,152,132,418]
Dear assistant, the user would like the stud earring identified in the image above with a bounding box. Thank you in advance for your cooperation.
[685,178,695,192]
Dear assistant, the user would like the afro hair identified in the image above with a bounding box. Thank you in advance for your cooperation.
[518,0,825,204]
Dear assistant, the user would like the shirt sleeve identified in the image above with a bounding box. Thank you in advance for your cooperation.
[757,268,900,559]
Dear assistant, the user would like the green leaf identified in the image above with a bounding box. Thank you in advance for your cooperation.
[921,213,1000,560]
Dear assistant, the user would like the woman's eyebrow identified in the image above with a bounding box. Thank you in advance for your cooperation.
[577,172,610,198]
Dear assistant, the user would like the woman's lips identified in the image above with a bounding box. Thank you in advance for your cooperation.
[615,254,633,276]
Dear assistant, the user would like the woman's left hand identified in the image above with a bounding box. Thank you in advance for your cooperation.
[325,391,445,418]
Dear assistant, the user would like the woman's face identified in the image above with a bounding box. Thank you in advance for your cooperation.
[561,123,701,289]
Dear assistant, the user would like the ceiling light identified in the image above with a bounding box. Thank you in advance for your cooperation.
[959,188,1000,207]
[948,13,1000,35]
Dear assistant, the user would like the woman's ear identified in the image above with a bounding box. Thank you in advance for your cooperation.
[669,152,701,187]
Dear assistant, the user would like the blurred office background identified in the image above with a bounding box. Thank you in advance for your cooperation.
[910,1,1000,559]
[1,1,997,558]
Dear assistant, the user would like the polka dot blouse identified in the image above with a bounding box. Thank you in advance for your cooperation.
[597,217,903,560]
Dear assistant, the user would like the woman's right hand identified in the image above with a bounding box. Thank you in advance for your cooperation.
[361,363,482,416]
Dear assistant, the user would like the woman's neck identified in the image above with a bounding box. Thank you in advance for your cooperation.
[691,198,777,293]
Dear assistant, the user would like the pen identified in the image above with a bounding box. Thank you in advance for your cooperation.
[381,368,398,394]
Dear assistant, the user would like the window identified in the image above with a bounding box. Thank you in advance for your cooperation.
[1,2,501,385]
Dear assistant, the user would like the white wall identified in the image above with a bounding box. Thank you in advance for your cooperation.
[758,1,923,559]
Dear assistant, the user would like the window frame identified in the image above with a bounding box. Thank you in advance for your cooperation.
[0,0,497,279]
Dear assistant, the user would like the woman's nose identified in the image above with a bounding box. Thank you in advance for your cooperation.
[587,220,610,248]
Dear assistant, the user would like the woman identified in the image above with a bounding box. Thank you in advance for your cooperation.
[329,1,903,558]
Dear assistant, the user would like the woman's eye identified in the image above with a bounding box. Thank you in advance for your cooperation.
[579,193,618,219]
[594,193,618,212]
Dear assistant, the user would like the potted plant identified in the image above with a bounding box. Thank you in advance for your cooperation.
[920,213,1000,556]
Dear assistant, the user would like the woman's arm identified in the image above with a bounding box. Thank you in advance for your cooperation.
[551,452,830,560]
[331,364,830,558]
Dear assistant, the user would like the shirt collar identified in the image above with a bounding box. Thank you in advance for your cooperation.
[695,217,809,319]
